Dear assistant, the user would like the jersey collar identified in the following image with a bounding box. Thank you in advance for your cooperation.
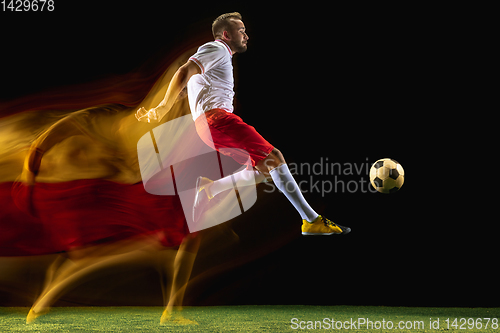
[215,39,233,57]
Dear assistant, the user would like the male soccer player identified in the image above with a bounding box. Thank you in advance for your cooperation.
[137,12,350,236]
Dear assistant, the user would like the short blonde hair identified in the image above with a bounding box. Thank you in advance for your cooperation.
[212,12,243,39]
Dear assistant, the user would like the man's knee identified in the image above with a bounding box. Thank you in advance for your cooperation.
[270,148,285,164]
[257,147,285,172]
[270,147,281,158]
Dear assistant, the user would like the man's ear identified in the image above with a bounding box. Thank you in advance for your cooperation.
[222,30,231,41]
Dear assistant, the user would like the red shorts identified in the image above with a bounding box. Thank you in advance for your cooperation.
[195,109,274,167]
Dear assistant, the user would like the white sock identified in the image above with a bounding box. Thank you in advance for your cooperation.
[209,168,266,197]
[269,164,319,222]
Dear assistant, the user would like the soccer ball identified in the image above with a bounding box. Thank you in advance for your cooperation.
[369,158,405,194]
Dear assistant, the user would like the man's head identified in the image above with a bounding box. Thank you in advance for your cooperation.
[212,12,249,54]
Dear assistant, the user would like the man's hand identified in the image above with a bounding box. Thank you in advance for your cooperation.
[135,60,200,124]
[135,107,159,123]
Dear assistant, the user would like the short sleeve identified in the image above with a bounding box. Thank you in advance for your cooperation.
[189,43,226,74]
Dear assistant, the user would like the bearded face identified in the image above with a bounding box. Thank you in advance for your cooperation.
[225,19,249,54]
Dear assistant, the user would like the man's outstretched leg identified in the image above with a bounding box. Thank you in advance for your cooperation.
[255,148,350,236]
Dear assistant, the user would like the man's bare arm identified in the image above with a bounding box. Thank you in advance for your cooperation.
[136,60,201,122]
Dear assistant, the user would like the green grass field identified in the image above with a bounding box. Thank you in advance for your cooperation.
[1,306,499,332]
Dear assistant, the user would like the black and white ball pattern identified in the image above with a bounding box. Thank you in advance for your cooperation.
[369,158,405,194]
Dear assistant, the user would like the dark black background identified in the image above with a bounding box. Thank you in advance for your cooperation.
[1,2,495,307]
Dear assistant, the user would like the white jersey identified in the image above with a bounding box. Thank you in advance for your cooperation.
[187,39,234,120]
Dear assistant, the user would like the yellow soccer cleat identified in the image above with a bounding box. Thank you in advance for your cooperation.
[302,215,351,236]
